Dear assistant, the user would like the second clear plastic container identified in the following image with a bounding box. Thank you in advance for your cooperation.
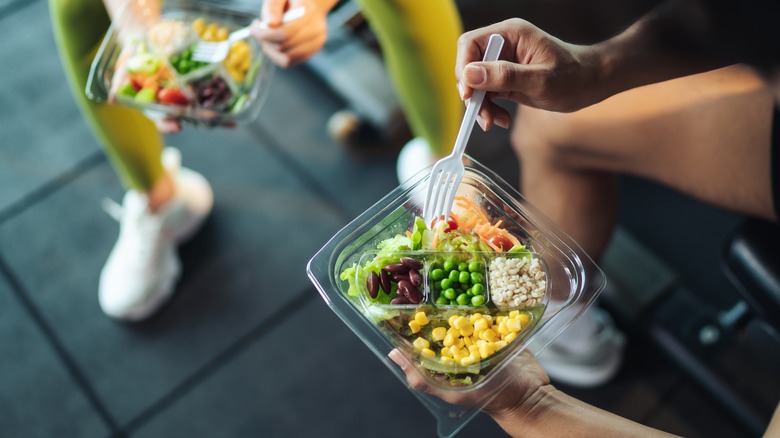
[86,0,273,127]
[307,155,606,437]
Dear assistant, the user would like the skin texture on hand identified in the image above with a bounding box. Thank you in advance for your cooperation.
[253,0,338,68]
[388,348,549,419]
[389,348,681,437]
[454,18,603,131]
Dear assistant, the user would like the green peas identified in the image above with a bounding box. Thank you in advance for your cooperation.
[443,259,456,272]
[171,45,208,74]
[429,256,489,307]
[443,288,457,300]
[471,295,486,306]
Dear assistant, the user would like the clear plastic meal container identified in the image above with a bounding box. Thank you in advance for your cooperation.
[307,155,606,437]
[86,0,273,127]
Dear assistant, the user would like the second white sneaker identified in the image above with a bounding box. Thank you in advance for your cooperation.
[98,148,213,322]
[533,307,626,388]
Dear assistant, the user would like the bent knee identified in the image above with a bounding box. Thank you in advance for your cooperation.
[511,106,580,168]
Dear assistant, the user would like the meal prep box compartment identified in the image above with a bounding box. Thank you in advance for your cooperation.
[308,155,606,437]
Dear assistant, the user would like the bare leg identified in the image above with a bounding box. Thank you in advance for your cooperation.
[511,64,776,260]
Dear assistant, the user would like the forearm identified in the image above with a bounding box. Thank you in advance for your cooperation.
[593,0,731,100]
[491,385,680,438]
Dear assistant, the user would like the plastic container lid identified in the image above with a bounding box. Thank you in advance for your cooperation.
[86,0,273,128]
[307,155,606,437]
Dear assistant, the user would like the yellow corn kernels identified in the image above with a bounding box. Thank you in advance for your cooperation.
[432,326,447,341]
[414,312,429,326]
[518,313,531,326]
[460,356,476,366]
[453,316,469,330]
[424,310,534,367]
[192,18,206,34]
[408,320,421,334]
[413,337,429,350]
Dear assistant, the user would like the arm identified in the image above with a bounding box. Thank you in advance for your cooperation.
[491,386,678,437]
[389,349,679,438]
[593,0,730,104]
[455,0,731,127]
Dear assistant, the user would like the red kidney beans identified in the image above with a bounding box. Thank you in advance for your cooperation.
[379,269,392,294]
[408,269,422,287]
[366,272,379,299]
[390,296,411,305]
[369,257,424,305]
[400,257,423,271]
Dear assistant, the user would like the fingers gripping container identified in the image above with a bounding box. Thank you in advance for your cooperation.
[87,0,273,127]
[307,155,606,437]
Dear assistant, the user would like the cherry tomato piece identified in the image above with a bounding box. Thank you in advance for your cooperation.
[157,87,189,106]
[129,75,144,91]
[488,235,514,251]
[445,217,458,232]
[431,217,458,232]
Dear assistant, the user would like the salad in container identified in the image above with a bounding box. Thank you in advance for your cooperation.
[307,155,606,437]
[87,0,273,127]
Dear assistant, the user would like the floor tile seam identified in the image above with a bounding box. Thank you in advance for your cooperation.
[244,123,354,221]
[0,150,105,226]
[117,289,317,435]
[0,251,121,433]
[0,0,40,21]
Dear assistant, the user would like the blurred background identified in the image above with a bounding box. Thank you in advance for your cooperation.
[1,0,778,436]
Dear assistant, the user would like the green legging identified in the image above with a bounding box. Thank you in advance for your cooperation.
[49,0,164,191]
[356,0,463,157]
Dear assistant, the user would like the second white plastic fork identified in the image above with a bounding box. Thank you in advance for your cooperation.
[422,33,504,226]
[191,6,306,63]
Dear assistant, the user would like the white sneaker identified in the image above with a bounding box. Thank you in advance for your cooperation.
[534,307,626,388]
[98,148,213,321]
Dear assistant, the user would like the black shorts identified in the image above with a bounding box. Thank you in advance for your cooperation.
[773,107,780,221]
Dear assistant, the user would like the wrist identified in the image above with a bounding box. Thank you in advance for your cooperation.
[487,384,559,435]
[590,36,625,104]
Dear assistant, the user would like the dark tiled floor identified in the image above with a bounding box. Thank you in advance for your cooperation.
[1,1,777,437]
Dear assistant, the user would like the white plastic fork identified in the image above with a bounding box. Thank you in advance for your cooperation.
[422,33,504,226]
[191,6,306,63]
